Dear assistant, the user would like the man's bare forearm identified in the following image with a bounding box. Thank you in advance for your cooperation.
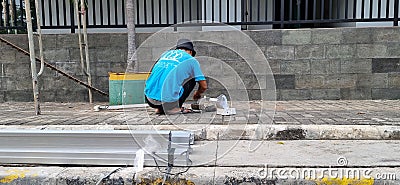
[193,80,207,100]
[197,80,207,93]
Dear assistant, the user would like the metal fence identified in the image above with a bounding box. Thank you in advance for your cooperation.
[1,0,399,32]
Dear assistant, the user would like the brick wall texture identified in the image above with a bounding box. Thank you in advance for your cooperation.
[0,27,399,102]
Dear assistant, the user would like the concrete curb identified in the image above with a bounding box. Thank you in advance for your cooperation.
[1,167,398,185]
[0,124,400,140]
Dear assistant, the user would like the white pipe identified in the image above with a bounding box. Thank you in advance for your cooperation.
[35,0,45,76]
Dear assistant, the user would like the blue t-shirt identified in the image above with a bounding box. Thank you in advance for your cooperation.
[144,50,206,102]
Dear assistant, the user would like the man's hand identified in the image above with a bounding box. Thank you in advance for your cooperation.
[193,80,207,100]
[193,91,202,100]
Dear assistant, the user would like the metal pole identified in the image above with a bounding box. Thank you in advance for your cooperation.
[394,0,399,26]
[35,0,45,76]
[24,0,41,115]
[80,0,93,103]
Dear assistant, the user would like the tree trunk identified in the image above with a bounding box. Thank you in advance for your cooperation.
[24,0,40,115]
[80,0,93,103]
[126,0,137,73]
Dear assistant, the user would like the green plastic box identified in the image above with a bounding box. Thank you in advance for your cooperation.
[108,72,150,105]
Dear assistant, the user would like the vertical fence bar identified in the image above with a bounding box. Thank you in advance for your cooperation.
[49,0,52,26]
[143,0,147,24]
[361,0,364,19]
[227,0,230,22]
[204,0,207,22]
[257,0,260,21]
[100,0,104,25]
[56,0,60,26]
[289,0,293,20]
[86,3,89,27]
[189,0,192,21]
[166,0,169,24]
[289,0,292,21]
[70,2,75,33]
[220,0,222,22]
[92,0,96,25]
[297,0,300,20]
[212,0,214,21]
[197,0,199,21]
[159,0,162,23]
[394,0,399,26]
[63,0,67,26]
[122,0,125,24]
[235,0,237,22]
[280,0,284,28]
[115,0,118,24]
[305,0,308,19]
[337,0,340,19]
[249,0,253,21]
[329,0,332,19]
[386,0,389,18]
[321,0,324,19]
[272,0,275,21]
[369,0,373,18]
[182,0,185,22]
[137,0,140,24]
[173,0,177,24]
[151,0,155,24]
[378,0,381,18]
[265,0,268,21]
[345,0,348,19]
[107,0,111,25]
[19,0,23,27]
[353,0,357,19]
[313,0,316,20]
[241,0,245,22]
[13,0,17,27]
[41,0,45,26]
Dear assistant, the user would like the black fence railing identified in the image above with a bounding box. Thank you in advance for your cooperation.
[1,0,399,33]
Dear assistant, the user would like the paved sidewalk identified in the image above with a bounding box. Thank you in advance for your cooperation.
[0,100,399,140]
[0,100,399,126]
[1,100,400,184]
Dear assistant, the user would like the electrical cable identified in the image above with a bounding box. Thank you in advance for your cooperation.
[151,151,192,176]
[95,167,125,185]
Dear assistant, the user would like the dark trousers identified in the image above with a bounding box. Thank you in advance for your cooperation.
[145,78,196,113]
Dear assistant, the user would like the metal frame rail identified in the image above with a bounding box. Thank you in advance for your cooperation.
[0,129,194,166]
[1,0,399,32]
[0,37,108,97]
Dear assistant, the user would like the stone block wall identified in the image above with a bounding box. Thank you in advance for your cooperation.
[259,27,400,100]
[0,34,127,102]
[0,27,399,102]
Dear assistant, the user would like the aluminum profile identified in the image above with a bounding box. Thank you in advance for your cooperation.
[0,130,193,166]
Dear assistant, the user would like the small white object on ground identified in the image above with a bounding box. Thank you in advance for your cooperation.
[217,108,236,115]
[134,149,144,172]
